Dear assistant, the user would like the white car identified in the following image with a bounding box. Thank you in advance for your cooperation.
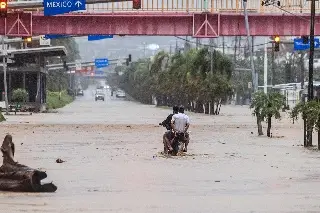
[116,90,126,98]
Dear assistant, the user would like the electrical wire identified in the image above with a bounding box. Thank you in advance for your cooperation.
[174,36,270,49]
[273,5,310,22]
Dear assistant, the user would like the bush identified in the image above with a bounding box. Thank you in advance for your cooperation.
[12,88,28,103]
[47,90,74,110]
[0,112,5,122]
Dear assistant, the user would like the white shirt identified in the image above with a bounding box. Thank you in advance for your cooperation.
[171,113,190,132]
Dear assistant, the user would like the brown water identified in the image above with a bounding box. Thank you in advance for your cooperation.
[0,87,319,213]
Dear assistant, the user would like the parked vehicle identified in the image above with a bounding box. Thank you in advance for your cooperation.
[77,89,84,96]
[116,90,126,98]
[95,93,105,101]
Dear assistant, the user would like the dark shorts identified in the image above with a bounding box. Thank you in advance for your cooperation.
[164,131,175,141]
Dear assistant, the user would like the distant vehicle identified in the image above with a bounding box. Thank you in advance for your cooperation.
[116,90,126,98]
[77,89,84,96]
[95,93,105,101]
[97,85,104,89]
[96,89,103,94]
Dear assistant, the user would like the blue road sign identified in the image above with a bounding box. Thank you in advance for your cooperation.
[95,70,104,75]
[95,58,109,68]
[44,34,70,39]
[294,38,320,51]
[88,35,113,41]
[44,0,86,16]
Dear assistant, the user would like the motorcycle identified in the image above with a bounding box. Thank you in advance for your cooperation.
[159,123,188,156]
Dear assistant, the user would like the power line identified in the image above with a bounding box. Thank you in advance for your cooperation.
[273,5,310,22]
[174,36,269,49]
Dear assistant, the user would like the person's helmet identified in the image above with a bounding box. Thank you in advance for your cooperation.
[179,105,185,113]
[173,105,179,113]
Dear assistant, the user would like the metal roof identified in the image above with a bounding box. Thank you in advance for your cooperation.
[0,46,67,59]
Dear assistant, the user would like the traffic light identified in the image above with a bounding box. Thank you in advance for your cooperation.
[128,54,132,62]
[302,36,309,44]
[274,36,280,52]
[22,36,33,48]
[133,0,141,9]
[0,0,7,18]
[23,37,32,43]
[63,61,69,70]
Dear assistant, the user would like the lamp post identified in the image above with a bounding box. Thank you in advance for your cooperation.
[242,0,257,93]
[306,0,316,146]
[1,36,9,115]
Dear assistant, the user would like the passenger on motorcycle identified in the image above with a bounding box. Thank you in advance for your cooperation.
[171,106,190,152]
[159,106,179,154]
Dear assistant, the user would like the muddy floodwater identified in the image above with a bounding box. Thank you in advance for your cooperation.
[0,87,320,213]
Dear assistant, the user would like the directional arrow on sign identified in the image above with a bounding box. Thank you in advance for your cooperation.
[75,1,82,7]
[44,0,86,16]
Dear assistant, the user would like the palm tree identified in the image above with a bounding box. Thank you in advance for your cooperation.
[290,100,320,148]
[113,47,233,115]
[250,91,284,136]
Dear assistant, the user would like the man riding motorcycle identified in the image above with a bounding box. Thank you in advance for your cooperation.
[159,106,179,154]
[171,106,190,152]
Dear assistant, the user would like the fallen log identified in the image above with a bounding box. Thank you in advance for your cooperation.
[0,134,57,192]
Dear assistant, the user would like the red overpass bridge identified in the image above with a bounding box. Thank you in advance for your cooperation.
[2,0,320,37]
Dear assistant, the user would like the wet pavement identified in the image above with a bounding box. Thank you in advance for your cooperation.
[0,85,320,213]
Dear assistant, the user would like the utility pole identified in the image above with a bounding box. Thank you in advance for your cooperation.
[196,38,200,49]
[300,51,306,147]
[300,52,305,93]
[271,41,275,85]
[263,37,268,94]
[233,36,238,64]
[209,38,214,73]
[306,0,316,147]
[142,42,146,58]
[2,36,9,115]
[222,36,225,55]
[175,39,178,54]
[243,0,257,93]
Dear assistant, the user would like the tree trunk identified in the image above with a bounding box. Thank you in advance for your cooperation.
[214,99,222,115]
[195,101,203,113]
[318,130,320,150]
[210,100,215,115]
[307,121,313,147]
[204,102,209,114]
[0,134,57,192]
[257,114,264,136]
[267,115,272,137]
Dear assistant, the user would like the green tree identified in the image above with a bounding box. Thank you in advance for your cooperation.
[111,48,233,114]
[290,100,320,148]
[47,37,81,92]
[250,91,285,136]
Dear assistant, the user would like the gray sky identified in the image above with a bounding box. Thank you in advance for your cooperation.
[75,36,267,62]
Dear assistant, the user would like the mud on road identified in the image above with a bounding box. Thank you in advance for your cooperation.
[0,88,319,213]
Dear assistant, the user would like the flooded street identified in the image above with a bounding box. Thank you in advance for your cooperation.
[1,86,320,213]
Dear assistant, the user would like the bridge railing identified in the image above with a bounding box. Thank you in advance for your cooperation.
[84,0,320,13]
[13,0,320,14]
